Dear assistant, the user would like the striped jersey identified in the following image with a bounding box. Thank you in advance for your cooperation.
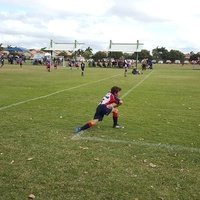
[99,92,120,106]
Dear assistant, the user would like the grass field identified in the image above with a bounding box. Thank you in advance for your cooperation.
[0,63,200,200]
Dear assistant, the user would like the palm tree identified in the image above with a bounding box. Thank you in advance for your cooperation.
[0,43,4,51]
[85,46,93,53]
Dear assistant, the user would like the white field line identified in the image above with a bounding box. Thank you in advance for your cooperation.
[121,70,153,99]
[71,70,200,154]
[72,135,200,153]
[0,74,121,111]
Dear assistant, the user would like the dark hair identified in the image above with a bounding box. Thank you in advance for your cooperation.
[111,86,121,95]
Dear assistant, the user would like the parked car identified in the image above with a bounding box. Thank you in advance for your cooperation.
[175,60,181,64]
[184,60,189,64]
[166,60,172,64]
[152,60,157,64]
[191,60,197,64]
[158,60,163,64]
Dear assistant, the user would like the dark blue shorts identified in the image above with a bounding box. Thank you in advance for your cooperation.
[93,104,112,121]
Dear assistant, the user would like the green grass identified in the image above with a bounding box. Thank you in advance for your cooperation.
[0,64,200,200]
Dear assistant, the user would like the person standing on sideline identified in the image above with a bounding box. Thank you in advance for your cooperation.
[75,86,124,134]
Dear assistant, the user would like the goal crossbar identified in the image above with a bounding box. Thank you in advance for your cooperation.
[108,40,144,53]
[47,40,85,51]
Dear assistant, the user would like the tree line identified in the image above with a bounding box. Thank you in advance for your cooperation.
[1,43,200,62]
[57,46,200,62]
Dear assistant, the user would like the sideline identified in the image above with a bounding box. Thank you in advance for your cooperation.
[0,70,153,111]
[72,135,200,153]
[0,74,121,111]
[71,69,200,153]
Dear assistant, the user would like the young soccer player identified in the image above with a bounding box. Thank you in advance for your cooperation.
[75,86,124,134]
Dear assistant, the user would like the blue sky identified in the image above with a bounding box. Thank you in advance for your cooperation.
[0,0,200,53]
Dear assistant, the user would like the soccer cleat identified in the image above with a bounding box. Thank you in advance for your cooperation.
[113,124,124,129]
[74,127,82,134]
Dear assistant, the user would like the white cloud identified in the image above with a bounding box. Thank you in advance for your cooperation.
[0,0,200,52]
[39,0,114,15]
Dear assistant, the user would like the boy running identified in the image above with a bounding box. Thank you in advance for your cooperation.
[75,86,124,134]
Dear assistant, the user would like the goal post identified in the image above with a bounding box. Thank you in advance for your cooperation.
[108,40,144,68]
[48,39,85,51]
[46,39,85,63]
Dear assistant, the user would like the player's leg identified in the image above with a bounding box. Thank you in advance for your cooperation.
[75,119,99,133]
[75,105,105,134]
[124,69,127,77]
[112,108,124,128]
[112,108,118,127]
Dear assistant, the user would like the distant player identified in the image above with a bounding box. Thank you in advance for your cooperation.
[132,67,142,75]
[124,66,128,77]
[46,60,51,72]
[54,60,58,69]
[75,86,124,134]
[18,57,23,68]
[124,61,128,77]
[80,61,85,76]
[0,56,4,68]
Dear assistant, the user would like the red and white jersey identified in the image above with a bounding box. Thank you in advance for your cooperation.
[99,92,120,106]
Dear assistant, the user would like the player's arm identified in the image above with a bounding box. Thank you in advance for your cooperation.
[107,99,123,109]
[114,96,123,107]
[113,100,123,107]
[117,99,123,106]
